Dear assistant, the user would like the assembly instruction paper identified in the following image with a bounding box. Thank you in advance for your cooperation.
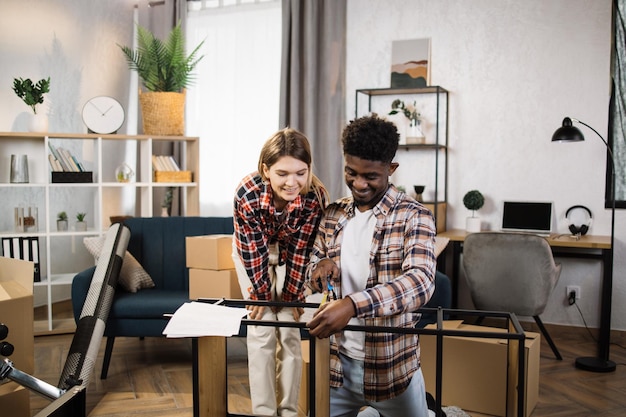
[163,301,250,338]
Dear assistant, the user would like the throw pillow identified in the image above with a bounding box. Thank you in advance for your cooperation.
[83,236,155,293]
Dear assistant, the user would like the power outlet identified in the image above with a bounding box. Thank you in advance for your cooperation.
[566,285,581,303]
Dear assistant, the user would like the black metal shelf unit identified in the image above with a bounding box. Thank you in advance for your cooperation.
[355,86,449,231]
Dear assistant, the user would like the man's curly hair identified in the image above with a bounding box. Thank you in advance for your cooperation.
[341,114,399,163]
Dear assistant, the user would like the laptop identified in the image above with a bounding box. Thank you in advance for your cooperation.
[501,201,554,236]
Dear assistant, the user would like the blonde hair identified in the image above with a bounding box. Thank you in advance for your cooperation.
[258,127,327,207]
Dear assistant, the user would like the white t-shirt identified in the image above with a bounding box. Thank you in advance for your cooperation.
[339,208,377,360]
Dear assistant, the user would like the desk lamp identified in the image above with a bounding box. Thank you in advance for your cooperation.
[552,116,616,372]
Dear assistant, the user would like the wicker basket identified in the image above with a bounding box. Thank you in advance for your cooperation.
[139,90,185,136]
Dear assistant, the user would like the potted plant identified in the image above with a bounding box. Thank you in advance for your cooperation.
[57,211,68,231]
[118,21,204,136]
[463,190,485,232]
[12,77,50,132]
[161,187,174,217]
[75,212,87,231]
[389,99,424,144]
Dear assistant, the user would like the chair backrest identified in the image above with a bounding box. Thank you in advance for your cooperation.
[462,232,562,317]
[123,216,234,291]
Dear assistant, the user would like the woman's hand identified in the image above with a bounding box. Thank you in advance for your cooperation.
[247,304,266,320]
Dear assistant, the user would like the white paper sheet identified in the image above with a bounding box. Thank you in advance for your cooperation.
[163,301,250,338]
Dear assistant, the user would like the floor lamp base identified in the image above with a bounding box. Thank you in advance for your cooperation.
[575,356,616,373]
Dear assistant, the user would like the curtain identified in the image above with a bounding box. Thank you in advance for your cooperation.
[280,0,347,201]
[186,2,282,216]
[612,0,626,207]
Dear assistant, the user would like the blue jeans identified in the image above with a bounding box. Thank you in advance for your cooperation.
[331,353,429,417]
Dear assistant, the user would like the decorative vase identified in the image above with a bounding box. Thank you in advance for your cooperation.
[57,220,68,231]
[29,112,49,132]
[76,221,87,232]
[466,217,481,233]
[115,162,135,182]
[406,120,425,144]
[161,207,169,217]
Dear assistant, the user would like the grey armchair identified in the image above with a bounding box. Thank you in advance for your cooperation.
[462,232,563,360]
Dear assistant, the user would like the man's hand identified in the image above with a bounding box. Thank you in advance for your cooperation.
[307,298,356,339]
[310,259,340,292]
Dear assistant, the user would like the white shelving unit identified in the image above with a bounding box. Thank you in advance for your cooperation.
[0,132,199,334]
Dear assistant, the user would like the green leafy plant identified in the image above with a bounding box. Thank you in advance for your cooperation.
[162,187,174,208]
[389,99,421,125]
[76,212,87,222]
[57,211,68,221]
[12,77,50,114]
[463,190,485,217]
[118,21,204,92]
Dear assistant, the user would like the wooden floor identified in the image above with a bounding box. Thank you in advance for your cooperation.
[29,324,626,417]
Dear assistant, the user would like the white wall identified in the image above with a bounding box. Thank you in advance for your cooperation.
[0,0,135,305]
[346,0,626,330]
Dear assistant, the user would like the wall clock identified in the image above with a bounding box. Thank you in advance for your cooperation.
[82,96,125,134]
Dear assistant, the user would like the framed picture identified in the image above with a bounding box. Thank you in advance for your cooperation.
[390,38,431,88]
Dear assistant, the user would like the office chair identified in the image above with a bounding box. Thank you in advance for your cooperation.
[462,232,563,360]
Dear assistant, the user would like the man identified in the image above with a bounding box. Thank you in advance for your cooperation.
[306,114,437,417]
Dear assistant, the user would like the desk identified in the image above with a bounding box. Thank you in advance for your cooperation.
[437,229,612,365]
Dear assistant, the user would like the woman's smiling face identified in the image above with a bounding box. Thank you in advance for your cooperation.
[263,155,309,211]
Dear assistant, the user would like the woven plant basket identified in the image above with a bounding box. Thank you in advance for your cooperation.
[139,90,185,136]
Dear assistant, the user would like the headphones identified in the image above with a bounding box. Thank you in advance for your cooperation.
[566,205,593,236]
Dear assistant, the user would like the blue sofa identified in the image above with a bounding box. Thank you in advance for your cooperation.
[71,216,234,379]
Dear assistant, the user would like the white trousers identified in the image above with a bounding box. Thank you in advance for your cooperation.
[232,239,302,417]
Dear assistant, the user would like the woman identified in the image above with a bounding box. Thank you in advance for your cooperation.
[232,127,327,417]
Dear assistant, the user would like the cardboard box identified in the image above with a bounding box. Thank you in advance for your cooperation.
[0,383,30,417]
[0,257,34,416]
[189,268,242,299]
[186,234,234,270]
[420,320,540,417]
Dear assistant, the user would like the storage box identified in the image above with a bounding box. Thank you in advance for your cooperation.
[51,171,93,183]
[186,234,234,270]
[420,320,540,417]
[189,268,242,299]
[0,383,30,417]
[423,202,446,232]
[0,257,34,416]
[154,170,192,183]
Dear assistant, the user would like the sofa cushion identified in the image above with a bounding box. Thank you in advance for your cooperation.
[109,289,189,319]
[84,236,155,293]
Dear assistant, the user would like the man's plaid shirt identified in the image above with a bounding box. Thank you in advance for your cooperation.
[306,185,436,401]
[234,172,326,302]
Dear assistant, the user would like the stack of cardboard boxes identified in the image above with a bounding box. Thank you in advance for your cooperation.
[0,257,34,416]
[186,234,243,300]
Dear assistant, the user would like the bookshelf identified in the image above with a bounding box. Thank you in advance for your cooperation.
[0,132,199,334]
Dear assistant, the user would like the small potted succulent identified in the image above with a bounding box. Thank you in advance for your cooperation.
[463,190,485,233]
[75,212,87,231]
[57,211,68,231]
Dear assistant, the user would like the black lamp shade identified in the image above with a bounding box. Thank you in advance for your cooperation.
[552,117,585,142]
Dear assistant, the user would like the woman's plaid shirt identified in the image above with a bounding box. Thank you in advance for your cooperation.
[306,185,436,401]
[234,172,326,302]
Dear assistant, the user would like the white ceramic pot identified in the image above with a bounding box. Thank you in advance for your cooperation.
[29,112,49,132]
[466,217,481,233]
